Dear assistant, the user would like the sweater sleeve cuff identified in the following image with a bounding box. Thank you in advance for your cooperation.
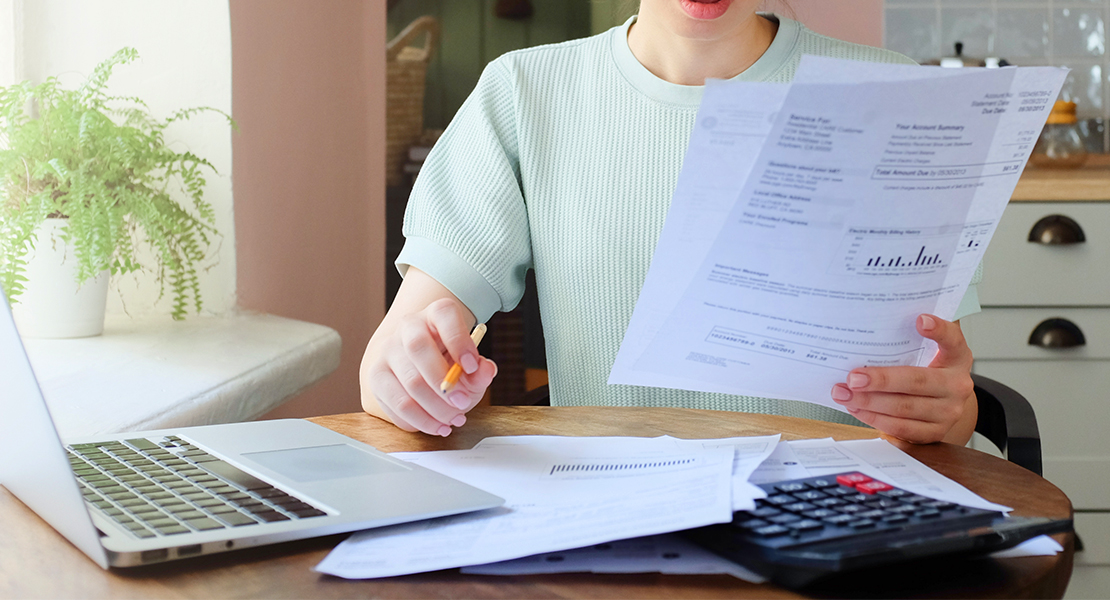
[395,236,503,323]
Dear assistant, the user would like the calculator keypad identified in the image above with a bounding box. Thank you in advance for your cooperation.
[733,472,977,546]
[685,471,1072,589]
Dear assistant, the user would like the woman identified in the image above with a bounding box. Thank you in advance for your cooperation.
[360,0,979,445]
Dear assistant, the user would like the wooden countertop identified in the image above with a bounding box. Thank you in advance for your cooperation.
[1013,153,1110,201]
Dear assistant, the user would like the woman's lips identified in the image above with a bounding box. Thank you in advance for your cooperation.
[680,0,731,20]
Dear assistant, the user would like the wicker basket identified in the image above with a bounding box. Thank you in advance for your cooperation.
[386,16,439,187]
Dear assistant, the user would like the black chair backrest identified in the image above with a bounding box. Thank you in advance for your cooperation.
[972,374,1042,476]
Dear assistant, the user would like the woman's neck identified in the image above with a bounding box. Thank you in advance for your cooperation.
[626,9,778,86]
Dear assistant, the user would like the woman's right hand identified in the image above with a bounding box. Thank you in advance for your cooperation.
[360,268,497,436]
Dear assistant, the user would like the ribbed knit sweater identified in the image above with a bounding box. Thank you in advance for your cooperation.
[397,15,981,425]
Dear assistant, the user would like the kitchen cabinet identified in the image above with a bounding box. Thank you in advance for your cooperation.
[962,156,1110,568]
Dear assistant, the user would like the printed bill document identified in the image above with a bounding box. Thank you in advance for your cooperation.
[610,57,1067,409]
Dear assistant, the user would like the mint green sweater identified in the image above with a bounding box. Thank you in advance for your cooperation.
[397,15,981,425]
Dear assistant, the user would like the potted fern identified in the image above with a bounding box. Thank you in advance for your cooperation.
[0,47,233,337]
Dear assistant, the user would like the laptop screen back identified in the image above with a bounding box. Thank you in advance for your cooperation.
[0,291,109,568]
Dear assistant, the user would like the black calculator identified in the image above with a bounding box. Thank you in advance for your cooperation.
[682,472,1071,589]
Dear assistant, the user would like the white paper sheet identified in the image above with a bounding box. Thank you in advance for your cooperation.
[461,533,765,581]
[667,435,779,510]
[314,442,735,579]
[611,58,1067,408]
[748,437,810,484]
[835,438,1012,512]
[457,437,1041,580]
[608,83,789,393]
[988,535,1063,558]
[749,437,1012,513]
[475,434,780,510]
[461,531,1058,579]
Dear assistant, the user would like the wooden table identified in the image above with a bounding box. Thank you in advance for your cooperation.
[1012,153,1110,201]
[0,407,1074,599]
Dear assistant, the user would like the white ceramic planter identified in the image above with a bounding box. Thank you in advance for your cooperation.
[10,219,109,338]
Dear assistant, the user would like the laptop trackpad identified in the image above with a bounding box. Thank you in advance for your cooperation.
[243,444,407,482]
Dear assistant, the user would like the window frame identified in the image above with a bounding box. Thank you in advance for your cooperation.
[0,0,21,87]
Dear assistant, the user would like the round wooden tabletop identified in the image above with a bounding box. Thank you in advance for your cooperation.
[0,407,1074,599]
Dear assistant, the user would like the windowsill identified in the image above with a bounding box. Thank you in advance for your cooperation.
[22,311,342,438]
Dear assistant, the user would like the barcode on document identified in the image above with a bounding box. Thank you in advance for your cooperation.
[548,457,697,476]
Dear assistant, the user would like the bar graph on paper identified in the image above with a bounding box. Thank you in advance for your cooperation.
[833,222,991,276]
[864,245,944,269]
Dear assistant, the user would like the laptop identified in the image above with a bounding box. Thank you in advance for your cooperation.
[0,291,504,568]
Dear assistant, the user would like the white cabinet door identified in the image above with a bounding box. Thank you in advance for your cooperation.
[1076,513,1110,566]
[973,360,1110,510]
[980,203,1110,306]
[962,308,1110,360]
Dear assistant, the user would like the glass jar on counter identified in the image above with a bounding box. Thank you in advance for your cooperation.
[1031,101,1088,168]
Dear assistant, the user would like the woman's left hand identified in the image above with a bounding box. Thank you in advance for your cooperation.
[830,314,977,445]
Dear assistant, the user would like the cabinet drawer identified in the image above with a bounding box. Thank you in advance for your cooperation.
[979,203,1110,306]
[972,361,1110,509]
[1076,512,1110,566]
[963,308,1110,359]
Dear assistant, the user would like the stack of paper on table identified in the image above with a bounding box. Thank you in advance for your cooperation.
[313,435,1059,580]
[314,434,772,579]
[461,436,1061,579]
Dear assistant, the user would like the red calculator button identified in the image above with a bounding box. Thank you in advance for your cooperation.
[856,480,894,495]
[836,473,872,488]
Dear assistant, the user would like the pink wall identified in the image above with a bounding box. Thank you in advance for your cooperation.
[773,0,884,47]
[230,1,387,419]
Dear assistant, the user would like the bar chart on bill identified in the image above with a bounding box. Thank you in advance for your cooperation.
[833,222,992,276]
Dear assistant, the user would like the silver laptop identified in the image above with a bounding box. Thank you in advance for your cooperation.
[0,291,503,568]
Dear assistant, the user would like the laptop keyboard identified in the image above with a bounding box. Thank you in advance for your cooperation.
[68,435,326,539]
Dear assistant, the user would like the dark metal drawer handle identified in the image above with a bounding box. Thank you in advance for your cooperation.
[1028,318,1087,348]
[1028,215,1086,245]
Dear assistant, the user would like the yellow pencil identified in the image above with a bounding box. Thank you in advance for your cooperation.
[439,323,487,393]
